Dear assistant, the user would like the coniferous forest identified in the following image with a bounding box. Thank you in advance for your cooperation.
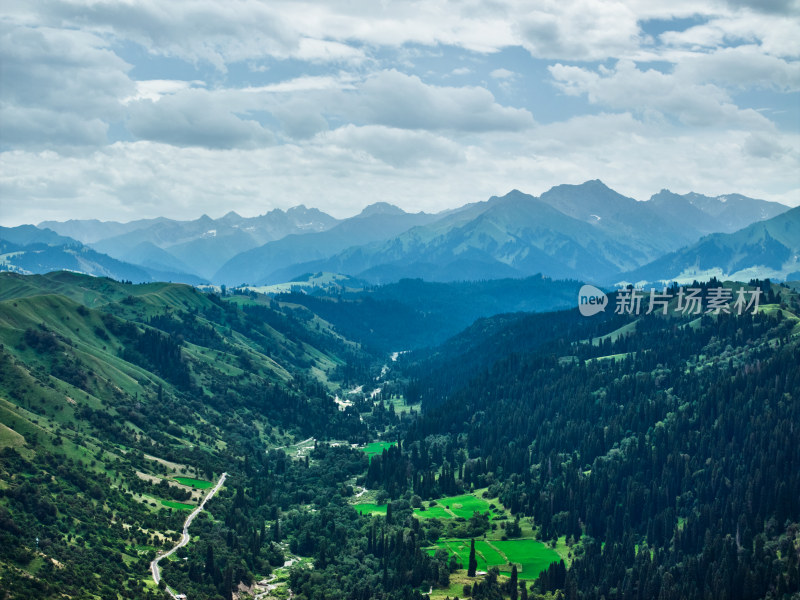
[0,272,798,600]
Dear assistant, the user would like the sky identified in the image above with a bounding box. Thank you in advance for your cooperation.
[1,0,799,226]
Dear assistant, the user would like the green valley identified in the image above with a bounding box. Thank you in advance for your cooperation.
[0,272,799,600]
[0,271,378,599]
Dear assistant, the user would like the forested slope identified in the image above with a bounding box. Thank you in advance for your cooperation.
[385,280,800,599]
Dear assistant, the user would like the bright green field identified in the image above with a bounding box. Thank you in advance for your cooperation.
[435,539,490,572]
[414,493,500,520]
[354,503,387,515]
[161,499,194,510]
[429,538,559,579]
[174,476,213,489]
[493,540,561,578]
[362,441,396,459]
[415,504,452,519]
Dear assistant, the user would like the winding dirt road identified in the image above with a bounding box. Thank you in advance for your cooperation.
[150,472,227,598]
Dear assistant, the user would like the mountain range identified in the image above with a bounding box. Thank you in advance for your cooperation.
[217,202,441,285]
[624,204,800,284]
[40,205,338,280]
[0,225,206,285]
[1,180,793,287]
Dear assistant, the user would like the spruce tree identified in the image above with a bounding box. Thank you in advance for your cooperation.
[468,538,477,577]
[205,544,215,577]
[510,564,518,600]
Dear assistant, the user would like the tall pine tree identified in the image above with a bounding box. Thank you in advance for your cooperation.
[509,564,518,600]
[468,538,477,577]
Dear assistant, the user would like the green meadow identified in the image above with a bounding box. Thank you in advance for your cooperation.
[414,493,501,520]
[416,490,563,583]
[174,476,214,489]
[353,503,388,516]
[361,441,396,459]
[428,538,560,579]
[161,499,194,510]
[416,504,452,519]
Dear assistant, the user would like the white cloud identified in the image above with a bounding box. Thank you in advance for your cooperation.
[0,23,134,148]
[125,79,207,103]
[617,1,721,20]
[22,0,513,67]
[743,132,789,158]
[34,0,297,71]
[121,70,536,144]
[269,99,330,139]
[0,106,109,148]
[549,59,773,128]
[720,0,800,15]
[674,45,800,91]
[318,125,465,167]
[515,0,642,61]
[243,74,359,94]
[13,0,799,68]
[126,89,275,149]
[353,70,535,132]
[2,116,797,228]
[13,0,650,67]
[518,114,800,207]
[490,68,516,79]
[294,38,367,64]
[659,12,800,57]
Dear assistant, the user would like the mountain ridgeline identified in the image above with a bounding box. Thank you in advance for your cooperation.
[2,180,792,287]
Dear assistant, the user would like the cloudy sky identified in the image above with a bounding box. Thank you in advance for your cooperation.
[1,0,799,225]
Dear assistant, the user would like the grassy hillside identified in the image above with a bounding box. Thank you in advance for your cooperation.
[0,272,374,598]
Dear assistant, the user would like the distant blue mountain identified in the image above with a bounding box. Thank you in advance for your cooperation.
[622,207,800,284]
[215,203,443,285]
[42,206,339,280]
[0,225,206,284]
[19,181,793,286]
